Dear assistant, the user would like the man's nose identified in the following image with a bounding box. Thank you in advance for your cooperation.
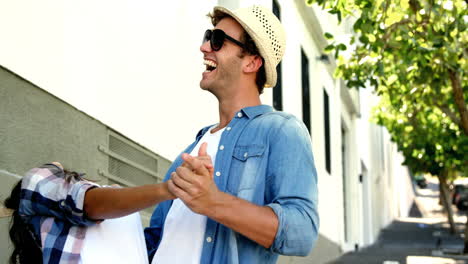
[200,39,212,53]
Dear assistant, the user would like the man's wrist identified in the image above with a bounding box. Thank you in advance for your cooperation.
[205,190,230,220]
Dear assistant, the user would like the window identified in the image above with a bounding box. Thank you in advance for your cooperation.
[324,89,331,173]
[301,48,311,133]
[272,0,282,110]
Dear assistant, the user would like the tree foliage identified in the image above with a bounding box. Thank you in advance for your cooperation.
[374,91,467,176]
[306,0,468,176]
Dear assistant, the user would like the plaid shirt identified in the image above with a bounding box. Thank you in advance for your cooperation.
[19,164,99,264]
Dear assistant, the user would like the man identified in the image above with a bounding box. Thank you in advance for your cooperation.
[145,5,319,264]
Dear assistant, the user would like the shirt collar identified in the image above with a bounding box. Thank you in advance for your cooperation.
[240,105,273,119]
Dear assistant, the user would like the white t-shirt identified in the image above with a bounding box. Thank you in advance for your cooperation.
[152,126,224,264]
[79,212,149,264]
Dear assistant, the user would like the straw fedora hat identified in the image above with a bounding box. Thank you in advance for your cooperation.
[213,5,286,88]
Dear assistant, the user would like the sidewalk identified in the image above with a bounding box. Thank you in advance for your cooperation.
[328,178,468,264]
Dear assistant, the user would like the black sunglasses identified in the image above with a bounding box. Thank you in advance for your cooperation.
[203,29,246,51]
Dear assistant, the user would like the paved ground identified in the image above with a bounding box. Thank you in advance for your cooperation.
[328,178,468,264]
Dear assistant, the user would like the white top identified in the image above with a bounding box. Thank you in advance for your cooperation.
[79,212,149,264]
[152,126,225,264]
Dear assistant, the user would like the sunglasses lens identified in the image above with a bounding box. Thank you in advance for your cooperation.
[203,30,211,44]
[211,30,225,51]
[203,29,227,51]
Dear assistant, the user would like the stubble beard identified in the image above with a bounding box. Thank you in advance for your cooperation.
[200,54,243,98]
[200,63,238,95]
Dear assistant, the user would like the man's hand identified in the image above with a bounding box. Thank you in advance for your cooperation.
[180,142,214,173]
[169,143,279,249]
[168,142,219,215]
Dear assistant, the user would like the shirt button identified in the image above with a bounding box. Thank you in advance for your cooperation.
[206,236,212,243]
[226,126,231,131]
[243,152,248,158]
[237,112,243,118]
[219,145,224,150]
[215,171,221,177]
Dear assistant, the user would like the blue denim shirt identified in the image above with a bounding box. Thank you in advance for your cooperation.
[145,105,319,264]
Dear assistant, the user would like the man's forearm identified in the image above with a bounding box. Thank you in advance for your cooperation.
[84,182,175,220]
[206,191,278,248]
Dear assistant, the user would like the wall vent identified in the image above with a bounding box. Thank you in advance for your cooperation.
[98,131,162,187]
[98,131,164,217]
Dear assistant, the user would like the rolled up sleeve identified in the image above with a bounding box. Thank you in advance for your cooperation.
[266,117,319,256]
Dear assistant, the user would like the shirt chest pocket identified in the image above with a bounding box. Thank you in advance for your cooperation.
[227,145,266,195]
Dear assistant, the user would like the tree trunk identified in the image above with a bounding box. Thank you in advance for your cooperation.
[448,69,468,136]
[438,171,457,234]
[439,183,444,205]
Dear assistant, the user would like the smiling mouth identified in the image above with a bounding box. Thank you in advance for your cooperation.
[204,59,217,73]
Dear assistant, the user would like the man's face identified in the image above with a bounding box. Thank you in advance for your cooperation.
[200,17,245,95]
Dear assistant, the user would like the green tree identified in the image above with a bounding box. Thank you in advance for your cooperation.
[306,0,467,248]
[374,92,467,235]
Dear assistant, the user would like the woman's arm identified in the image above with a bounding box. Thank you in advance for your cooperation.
[51,162,175,221]
[84,182,175,220]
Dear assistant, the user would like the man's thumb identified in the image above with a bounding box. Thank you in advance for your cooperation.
[199,142,208,156]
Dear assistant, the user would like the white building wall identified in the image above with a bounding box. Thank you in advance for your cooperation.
[359,88,415,245]
[0,0,219,161]
[0,0,415,263]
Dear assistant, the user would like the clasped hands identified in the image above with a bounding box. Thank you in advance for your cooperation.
[167,142,220,216]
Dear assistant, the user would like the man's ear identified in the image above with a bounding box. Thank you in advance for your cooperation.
[243,55,263,74]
